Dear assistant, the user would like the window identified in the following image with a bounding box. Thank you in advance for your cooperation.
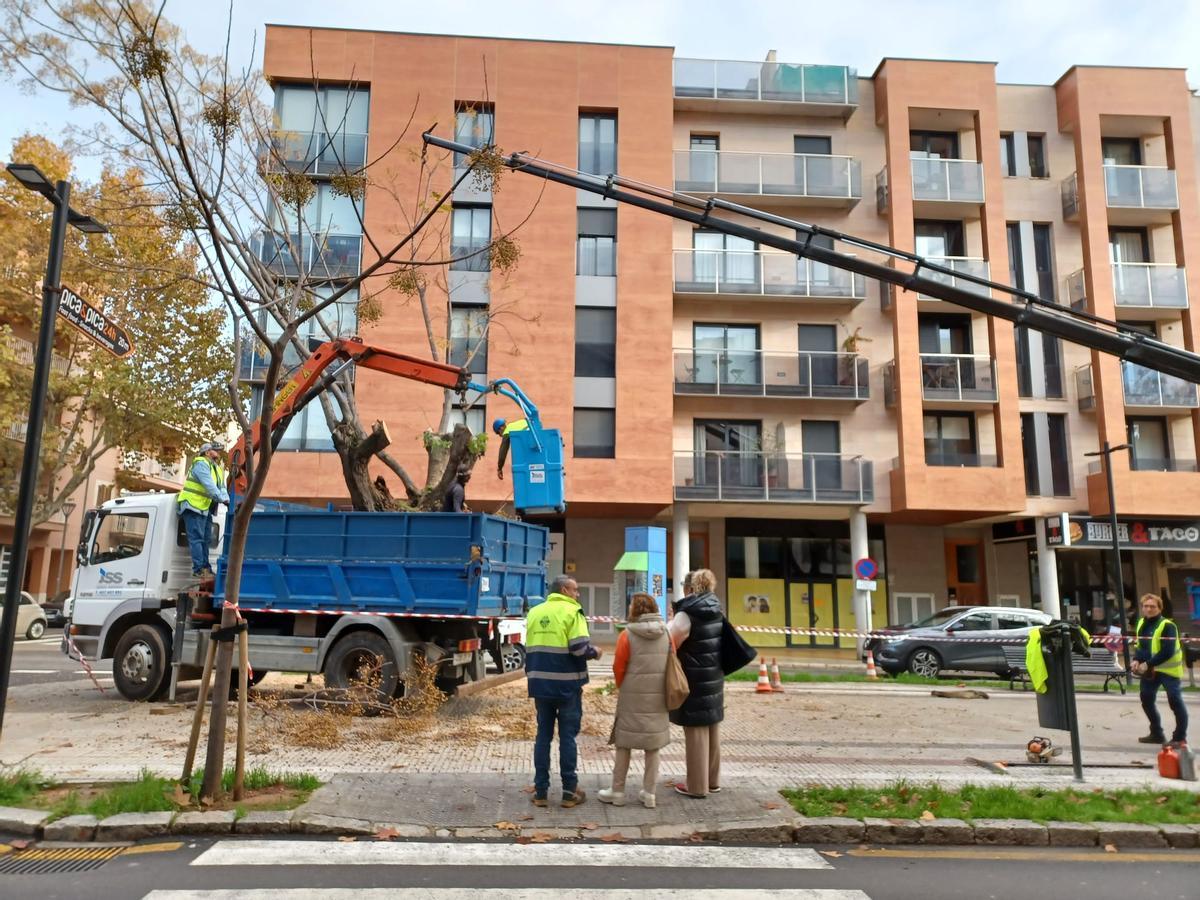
[910,131,959,158]
[579,113,617,176]
[1032,223,1054,300]
[1027,134,1047,178]
[951,611,991,631]
[450,206,491,271]
[454,104,494,166]
[695,420,762,489]
[693,229,758,287]
[274,84,369,171]
[575,308,616,377]
[1000,133,1016,177]
[693,323,760,385]
[1047,414,1070,495]
[1021,413,1039,496]
[574,408,615,458]
[249,385,339,451]
[577,209,617,277]
[449,305,488,374]
[997,612,1035,630]
[240,287,358,383]
[727,536,784,579]
[1101,137,1141,166]
[1015,327,1033,397]
[924,412,977,466]
[89,512,149,564]
[918,313,972,355]
[1128,416,1170,472]
[914,220,964,258]
[1109,227,1150,264]
[1006,222,1024,290]
[1043,333,1063,399]
[688,134,718,188]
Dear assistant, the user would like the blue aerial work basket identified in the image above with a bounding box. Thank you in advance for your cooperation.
[509,426,566,515]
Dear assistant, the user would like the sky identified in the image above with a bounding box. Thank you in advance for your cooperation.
[3,0,1198,178]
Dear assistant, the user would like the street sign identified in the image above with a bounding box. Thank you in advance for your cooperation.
[854,557,878,580]
[855,578,877,592]
[57,286,134,359]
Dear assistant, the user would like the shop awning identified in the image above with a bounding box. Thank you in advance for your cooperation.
[613,550,649,571]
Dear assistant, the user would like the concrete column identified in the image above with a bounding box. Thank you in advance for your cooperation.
[850,509,870,652]
[744,537,760,579]
[672,502,689,599]
[1035,517,1061,619]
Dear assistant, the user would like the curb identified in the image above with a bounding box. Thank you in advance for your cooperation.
[2,806,1199,848]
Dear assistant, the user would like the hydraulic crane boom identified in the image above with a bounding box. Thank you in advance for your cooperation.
[424,132,1200,385]
[227,336,552,498]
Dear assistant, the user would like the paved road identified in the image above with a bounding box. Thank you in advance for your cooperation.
[2,837,1197,900]
[6,629,113,688]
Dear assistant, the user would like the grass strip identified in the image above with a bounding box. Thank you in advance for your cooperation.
[782,782,1200,824]
[0,769,52,807]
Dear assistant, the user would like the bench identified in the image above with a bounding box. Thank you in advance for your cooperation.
[1000,644,1127,694]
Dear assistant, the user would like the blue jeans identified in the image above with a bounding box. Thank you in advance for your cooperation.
[181,508,212,575]
[1140,673,1189,743]
[533,693,582,795]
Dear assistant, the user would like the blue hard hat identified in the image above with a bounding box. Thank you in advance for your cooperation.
[492,418,506,434]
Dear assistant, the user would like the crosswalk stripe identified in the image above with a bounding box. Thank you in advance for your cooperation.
[10,669,56,674]
[148,891,867,900]
[190,841,832,870]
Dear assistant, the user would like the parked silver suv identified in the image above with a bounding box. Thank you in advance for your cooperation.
[868,606,1052,678]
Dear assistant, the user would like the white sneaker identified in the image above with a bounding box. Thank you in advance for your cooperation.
[639,790,656,809]
[598,788,626,806]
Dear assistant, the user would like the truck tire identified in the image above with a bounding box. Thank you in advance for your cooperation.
[112,623,171,702]
[324,632,400,702]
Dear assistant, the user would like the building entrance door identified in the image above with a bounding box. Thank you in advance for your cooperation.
[945,540,986,605]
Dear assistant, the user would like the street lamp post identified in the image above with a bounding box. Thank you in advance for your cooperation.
[0,164,106,740]
[52,500,78,599]
[1084,440,1133,681]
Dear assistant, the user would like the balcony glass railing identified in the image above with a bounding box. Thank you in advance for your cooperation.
[918,257,992,300]
[253,232,362,279]
[673,349,868,400]
[7,336,70,375]
[920,353,998,402]
[672,58,858,106]
[266,131,367,176]
[1061,172,1079,219]
[1066,269,1087,311]
[1076,365,1096,412]
[673,150,861,200]
[1111,263,1188,310]
[673,249,866,300]
[1121,362,1199,408]
[910,154,984,203]
[1104,164,1178,210]
[673,451,873,503]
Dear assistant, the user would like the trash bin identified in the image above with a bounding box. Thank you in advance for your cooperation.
[1035,623,1086,731]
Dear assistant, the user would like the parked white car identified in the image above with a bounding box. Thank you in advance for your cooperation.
[0,591,49,640]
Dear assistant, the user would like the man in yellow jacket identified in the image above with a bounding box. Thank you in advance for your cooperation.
[1132,592,1188,746]
[525,575,602,808]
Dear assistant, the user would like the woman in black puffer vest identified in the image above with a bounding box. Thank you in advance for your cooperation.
[668,568,724,798]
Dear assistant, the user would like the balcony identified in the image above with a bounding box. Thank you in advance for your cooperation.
[119,451,183,485]
[672,249,867,302]
[916,257,992,304]
[673,150,861,207]
[7,336,71,375]
[920,354,998,405]
[1062,166,1179,225]
[878,157,984,216]
[1090,458,1199,475]
[1112,263,1188,315]
[672,58,858,116]
[673,451,873,504]
[1121,362,1199,412]
[263,130,367,176]
[1066,269,1087,311]
[673,349,868,401]
[2,418,27,442]
[924,451,999,468]
[1076,364,1096,412]
[253,232,362,280]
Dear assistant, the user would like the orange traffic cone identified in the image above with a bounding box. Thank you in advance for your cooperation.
[755,657,773,693]
[865,649,879,680]
[770,657,785,692]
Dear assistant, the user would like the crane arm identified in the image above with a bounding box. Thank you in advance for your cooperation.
[228,336,470,492]
[425,133,1200,384]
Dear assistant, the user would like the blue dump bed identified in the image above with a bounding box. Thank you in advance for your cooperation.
[215,505,547,617]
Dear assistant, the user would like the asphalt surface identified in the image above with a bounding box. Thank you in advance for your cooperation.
[1,837,1197,900]
[6,628,114,688]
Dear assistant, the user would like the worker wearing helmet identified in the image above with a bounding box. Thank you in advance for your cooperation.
[492,417,528,480]
[177,442,229,576]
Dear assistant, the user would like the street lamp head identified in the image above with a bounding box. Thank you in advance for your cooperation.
[5,162,56,199]
[68,211,108,234]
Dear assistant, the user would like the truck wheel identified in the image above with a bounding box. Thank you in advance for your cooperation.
[324,632,399,702]
[112,624,171,702]
[497,643,526,673]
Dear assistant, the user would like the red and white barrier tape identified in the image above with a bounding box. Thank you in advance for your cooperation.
[237,606,1198,645]
[64,631,106,694]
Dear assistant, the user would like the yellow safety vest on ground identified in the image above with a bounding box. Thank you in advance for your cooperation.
[177,456,226,513]
[1025,624,1091,693]
[1135,616,1185,679]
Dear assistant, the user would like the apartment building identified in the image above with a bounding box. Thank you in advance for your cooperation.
[260,26,1200,650]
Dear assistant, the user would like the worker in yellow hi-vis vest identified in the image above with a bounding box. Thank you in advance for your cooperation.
[1132,592,1188,746]
[492,417,528,481]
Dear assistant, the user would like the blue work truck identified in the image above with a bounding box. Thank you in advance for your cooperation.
[65,492,547,701]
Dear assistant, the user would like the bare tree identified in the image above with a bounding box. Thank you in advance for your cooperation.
[0,0,537,798]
